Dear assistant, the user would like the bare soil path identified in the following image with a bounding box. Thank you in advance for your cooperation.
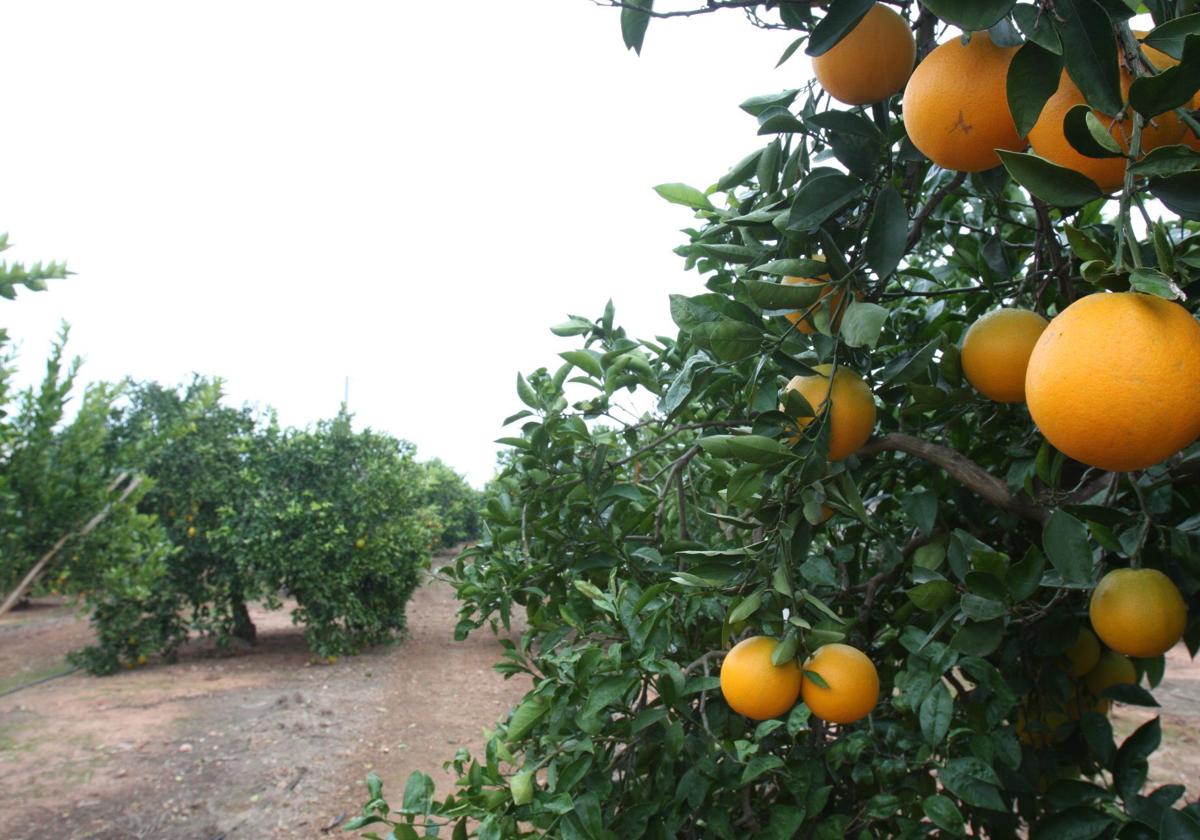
[0,550,532,839]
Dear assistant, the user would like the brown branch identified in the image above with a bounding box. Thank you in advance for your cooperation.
[857,433,1048,523]
[904,171,967,252]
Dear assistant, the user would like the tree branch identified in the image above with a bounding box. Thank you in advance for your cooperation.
[857,433,1048,523]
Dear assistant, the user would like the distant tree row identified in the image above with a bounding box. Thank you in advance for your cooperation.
[1,252,481,673]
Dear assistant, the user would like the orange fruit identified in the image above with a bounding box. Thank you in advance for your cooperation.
[1082,649,1138,705]
[812,3,915,106]
[800,643,879,724]
[1024,292,1200,472]
[719,636,803,720]
[1029,64,1185,193]
[187,526,197,538]
[1089,568,1187,657]
[960,308,1048,403]
[1062,626,1101,678]
[781,256,863,335]
[902,31,1025,172]
[1016,700,1069,748]
[782,364,876,461]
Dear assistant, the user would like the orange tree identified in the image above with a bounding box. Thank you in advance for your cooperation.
[351,2,1200,837]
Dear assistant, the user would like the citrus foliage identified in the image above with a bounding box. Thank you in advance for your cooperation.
[351,2,1200,838]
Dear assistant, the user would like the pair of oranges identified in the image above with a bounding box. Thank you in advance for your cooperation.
[811,3,1196,189]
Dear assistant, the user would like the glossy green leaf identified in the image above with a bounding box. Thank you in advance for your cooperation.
[865,186,907,280]
[620,0,653,54]
[1129,34,1200,118]
[998,149,1105,206]
[1008,42,1064,136]
[653,182,714,211]
[916,0,1016,30]
[805,0,874,57]
[839,301,888,348]
[1052,0,1123,116]
[787,172,865,231]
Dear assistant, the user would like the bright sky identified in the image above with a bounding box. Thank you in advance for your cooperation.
[0,0,798,487]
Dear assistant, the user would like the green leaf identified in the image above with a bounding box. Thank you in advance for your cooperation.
[916,0,1016,30]
[728,590,763,623]
[400,771,435,815]
[865,186,907,280]
[653,182,714,211]
[1031,806,1117,840]
[951,619,1005,656]
[771,633,799,666]
[922,795,966,834]
[739,90,800,117]
[741,754,785,783]
[621,0,653,55]
[1043,511,1094,583]
[1129,144,1200,178]
[516,373,540,409]
[805,0,874,57]
[718,148,764,191]
[506,697,548,742]
[1052,0,1123,116]
[839,301,888,348]
[692,319,761,362]
[1064,224,1110,262]
[1063,104,1124,158]
[802,668,830,689]
[579,675,637,734]
[1013,3,1062,53]
[700,434,795,465]
[920,681,955,745]
[1128,267,1185,300]
[1008,42,1064,136]
[1142,13,1200,60]
[1102,683,1160,707]
[559,349,604,379]
[1150,171,1200,220]
[939,757,1006,811]
[787,172,866,231]
[961,594,1007,621]
[907,580,955,614]
[1129,34,1200,118]
[1006,546,1046,601]
[998,150,1106,205]
[744,277,826,309]
[1161,808,1200,840]
[550,316,593,337]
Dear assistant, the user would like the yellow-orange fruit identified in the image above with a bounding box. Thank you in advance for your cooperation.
[1083,649,1139,701]
[719,636,803,720]
[1029,67,1185,193]
[1025,293,1200,472]
[812,3,916,106]
[782,364,877,461]
[801,643,880,724]
[1062,626,1102,678]
[1089,568,1187,658]
[902,31,1025,172]
[960,308,1049,403]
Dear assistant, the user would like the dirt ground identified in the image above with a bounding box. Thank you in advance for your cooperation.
[1,561,1198,840]
[0,550,532,839]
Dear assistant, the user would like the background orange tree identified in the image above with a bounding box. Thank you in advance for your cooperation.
[352,1,1200,837]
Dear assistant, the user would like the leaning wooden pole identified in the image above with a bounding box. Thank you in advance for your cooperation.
[0,473,142,618]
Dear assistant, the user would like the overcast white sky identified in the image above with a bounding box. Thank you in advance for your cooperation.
[0,2,797,486]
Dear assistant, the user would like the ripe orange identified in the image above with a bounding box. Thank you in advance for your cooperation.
[1025,292,1200,472]
[1029,65,1185,193]
[800,643,879,724]
[187,526,197,538]
[902,31,1025,172]
[1089,568,1187,657]
[960,308,1048,403]
[1062,626,1101,678]
[719,635,803,720]
[812,3,915,106]
[781,257,863,335]
[1082,650,1138,707]
[782,364,877,461]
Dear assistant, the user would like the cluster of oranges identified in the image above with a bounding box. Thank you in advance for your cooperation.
[813,3,1197,189]
[716,5,1196,729]
[1020,566,1187,747]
